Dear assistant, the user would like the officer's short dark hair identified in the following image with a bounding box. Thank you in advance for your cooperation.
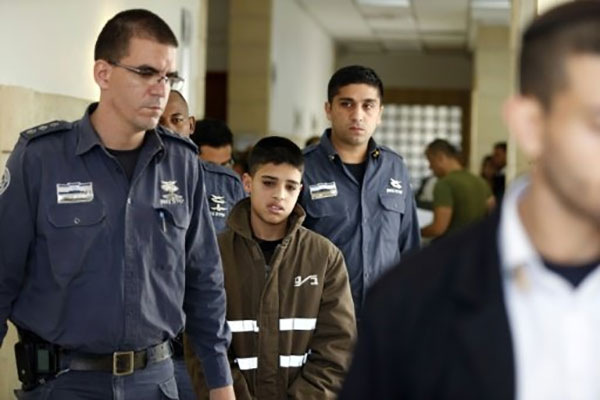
[426,139,460,159]
[520,0,600,109]
[494,141,507,153]
[248,136,304,175]
[191,119,234,148]
[95,9,178,62]
[327,65,384,103]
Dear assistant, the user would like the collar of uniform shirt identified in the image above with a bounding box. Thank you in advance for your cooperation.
[321,128,381,161]
[498,176,540,290]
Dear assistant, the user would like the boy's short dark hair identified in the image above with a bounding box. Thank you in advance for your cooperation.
[248,136,304,175]
[426,139,460,159]
[191,119,234,148]
[95,9,178,62]
[520,1,600,109]
[327,65,384,103]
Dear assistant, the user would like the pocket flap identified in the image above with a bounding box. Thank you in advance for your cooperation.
[378,194,406,213]
[48,202,105,228]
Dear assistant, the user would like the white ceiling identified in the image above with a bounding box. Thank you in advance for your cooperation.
[294,0,511,53]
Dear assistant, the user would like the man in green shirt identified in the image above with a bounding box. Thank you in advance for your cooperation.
[421,139,495,238]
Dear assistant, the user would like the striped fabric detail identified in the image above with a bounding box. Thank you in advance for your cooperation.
[235,357,258,370]
[279,318,317,331]
[227,320,259,333]
[280,353,309,368]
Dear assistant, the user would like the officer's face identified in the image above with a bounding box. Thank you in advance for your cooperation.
[159,92,195,137]
[104,37,177,133]
[243,163,302,237]
[200,145,233,167]
[325,84,383,149]
[507,54,600,223]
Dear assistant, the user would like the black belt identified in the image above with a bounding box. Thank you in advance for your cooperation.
[65,340,172,376]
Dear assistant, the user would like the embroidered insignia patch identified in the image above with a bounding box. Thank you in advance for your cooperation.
[386,178,403,194]
[309,182,338,200]
[209,194,227,218]
[0,167,10,196]
[160,180,184,205]
[56,182,94,204]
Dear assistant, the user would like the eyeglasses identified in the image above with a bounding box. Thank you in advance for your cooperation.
[221,158,235,168]
[108,61,184,91]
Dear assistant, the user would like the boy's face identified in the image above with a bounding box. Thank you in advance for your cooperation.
[243,162,303,233]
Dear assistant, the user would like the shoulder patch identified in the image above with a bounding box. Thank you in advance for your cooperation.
[20,120,72,141]
[157,126,198,153]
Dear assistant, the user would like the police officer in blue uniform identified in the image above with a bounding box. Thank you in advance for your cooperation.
[300,65,420,317]
[160,91,246,235]
[0,9,235,400]
[160,90,245,400]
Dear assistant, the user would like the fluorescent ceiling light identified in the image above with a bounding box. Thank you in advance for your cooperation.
[355,0,411,6]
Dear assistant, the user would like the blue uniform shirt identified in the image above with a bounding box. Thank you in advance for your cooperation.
[0,105,232,389]
[201,161,246,233]
[300,130,420,313]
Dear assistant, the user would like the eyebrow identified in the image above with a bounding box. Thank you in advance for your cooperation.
[261,175,301,186]
[337,97,378,103]
[136,64,180,77]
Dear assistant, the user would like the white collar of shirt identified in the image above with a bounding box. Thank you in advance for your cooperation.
[498,175,600,400]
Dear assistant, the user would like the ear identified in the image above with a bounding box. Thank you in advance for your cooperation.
[324,101,332,122]
[377,104,384,126]
[188,116,196,136]
[503,95,544,160]
[93,60,112,90]
[242,172,252,194]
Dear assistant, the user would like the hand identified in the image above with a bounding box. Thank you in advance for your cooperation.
[209,385,236,400]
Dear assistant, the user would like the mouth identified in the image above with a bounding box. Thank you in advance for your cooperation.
[349,126,364,132]
[267,204,285,213]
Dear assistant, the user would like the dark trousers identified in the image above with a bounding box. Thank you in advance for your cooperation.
[14,358,178,400]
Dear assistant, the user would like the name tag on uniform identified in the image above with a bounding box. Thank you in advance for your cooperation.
[309,182,338,200]
[56,182,94,204]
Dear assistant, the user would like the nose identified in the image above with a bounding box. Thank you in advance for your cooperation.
[149,77,170,97]
[350,105,364,122]
[273,184,286,200]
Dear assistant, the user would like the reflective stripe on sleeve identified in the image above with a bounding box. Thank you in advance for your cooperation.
[279,318,317,331]
[227,320,259,333]
[279,353,309,368]
[235,357,258,370]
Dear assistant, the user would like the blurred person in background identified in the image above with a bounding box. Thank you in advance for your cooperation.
[340,3,600,398]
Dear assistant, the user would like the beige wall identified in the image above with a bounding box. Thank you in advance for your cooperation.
[469,25,511,174]
[227,0,273,142]
[0,85,91,397]
[337,51,472,90]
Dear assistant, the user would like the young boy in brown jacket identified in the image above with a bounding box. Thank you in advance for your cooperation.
[186,136,356,399]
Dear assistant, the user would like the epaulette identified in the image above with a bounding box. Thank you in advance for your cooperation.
[201,161,241,180]
[378,144,405,160]
[20,120,72,141]
[302,143,319,156]
[157,125,198,153]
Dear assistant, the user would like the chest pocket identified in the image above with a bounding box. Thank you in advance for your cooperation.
[379,193,406,214]
[46,201,107,287]
[303,196,348,219]
[152,205,190,271]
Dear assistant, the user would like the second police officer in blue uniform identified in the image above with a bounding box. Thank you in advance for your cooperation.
[300,65,421,317]
[0,9,235,400]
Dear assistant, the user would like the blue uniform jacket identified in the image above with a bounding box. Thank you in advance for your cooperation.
[201,161,246,234]
[300,130,420,313]
[0,105,232,388]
